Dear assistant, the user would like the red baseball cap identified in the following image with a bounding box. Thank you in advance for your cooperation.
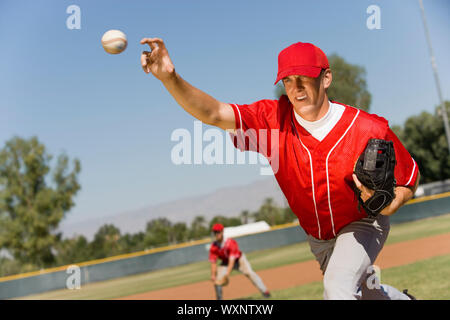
[212,223,224,232]
[274,42,329,85]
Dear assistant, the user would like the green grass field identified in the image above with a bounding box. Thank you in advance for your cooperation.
[17,213,450,300]
[242,254,450,300]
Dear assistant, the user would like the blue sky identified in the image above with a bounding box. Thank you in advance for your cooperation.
[1,0,449,226]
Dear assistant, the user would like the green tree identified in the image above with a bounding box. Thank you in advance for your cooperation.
[170,222,188,244]
[253,198,278,226]
[0,136,81,268]
[281,206,296,224]
[119,232,145,253]
[208,215,241,230]
[394,101,450,183]
[274,54,371,111]
[0,257,23,277]
[252,198,288,226]
[144,218,172,248]
[189,215,209,240]
[90,224,122,259]
[326,54,371,111]
[54,235,90,265]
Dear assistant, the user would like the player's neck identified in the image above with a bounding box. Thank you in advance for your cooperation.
[293,97,330,122]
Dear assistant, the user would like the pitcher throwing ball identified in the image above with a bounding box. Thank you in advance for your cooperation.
[140,38,420,300]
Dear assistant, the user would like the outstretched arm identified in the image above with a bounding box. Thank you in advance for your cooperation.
[140,37,236,130]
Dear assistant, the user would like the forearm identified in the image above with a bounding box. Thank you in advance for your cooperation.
[211,262,217,277]
[384,187,412,216]
[382,171,421,216]
[161,72,232,128]
[226,258,236,276]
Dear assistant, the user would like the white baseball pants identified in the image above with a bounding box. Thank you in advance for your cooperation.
[216,253,268,293]
[307,215,412,300]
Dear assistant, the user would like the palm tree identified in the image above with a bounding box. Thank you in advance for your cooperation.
[190,215,208,239]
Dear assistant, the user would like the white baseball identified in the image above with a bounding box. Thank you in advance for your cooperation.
[101,30,128,54]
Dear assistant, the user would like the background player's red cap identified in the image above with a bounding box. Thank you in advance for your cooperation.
[274,42,329,85]
[212,223,224,232]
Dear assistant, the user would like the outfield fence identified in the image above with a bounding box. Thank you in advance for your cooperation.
[1,192,450,299]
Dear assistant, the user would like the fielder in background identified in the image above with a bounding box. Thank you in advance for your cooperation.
[209,223,270,300]
[140,37,420,300]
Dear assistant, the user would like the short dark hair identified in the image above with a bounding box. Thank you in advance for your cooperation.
[319,68,329,93]
[319,68,326,79]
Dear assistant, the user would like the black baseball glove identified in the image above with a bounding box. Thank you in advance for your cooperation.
[353,139,397,218]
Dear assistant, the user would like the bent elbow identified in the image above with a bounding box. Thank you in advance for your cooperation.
[206,105,232,130]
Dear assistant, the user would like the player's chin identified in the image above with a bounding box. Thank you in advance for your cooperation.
[294,99,314,110]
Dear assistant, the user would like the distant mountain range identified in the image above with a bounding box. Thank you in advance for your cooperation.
[58,177,287,240]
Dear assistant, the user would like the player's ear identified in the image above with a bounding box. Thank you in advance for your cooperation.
[322,69,332,90]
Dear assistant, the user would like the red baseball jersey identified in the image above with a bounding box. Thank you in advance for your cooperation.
[209,238,242,265]
[229,96,419,240]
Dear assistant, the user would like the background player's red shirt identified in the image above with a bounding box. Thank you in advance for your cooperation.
[209,238,242,265]
[229,96,419,240]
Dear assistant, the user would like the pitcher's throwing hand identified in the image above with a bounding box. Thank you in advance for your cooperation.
[140,38,175,81]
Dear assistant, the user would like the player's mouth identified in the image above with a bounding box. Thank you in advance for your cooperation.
[295,95,307,101]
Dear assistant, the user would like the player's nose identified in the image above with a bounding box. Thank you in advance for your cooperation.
[293,78,305,90]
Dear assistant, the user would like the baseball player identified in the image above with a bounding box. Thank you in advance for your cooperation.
[140,38,420,300]
[209,223,270,300]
